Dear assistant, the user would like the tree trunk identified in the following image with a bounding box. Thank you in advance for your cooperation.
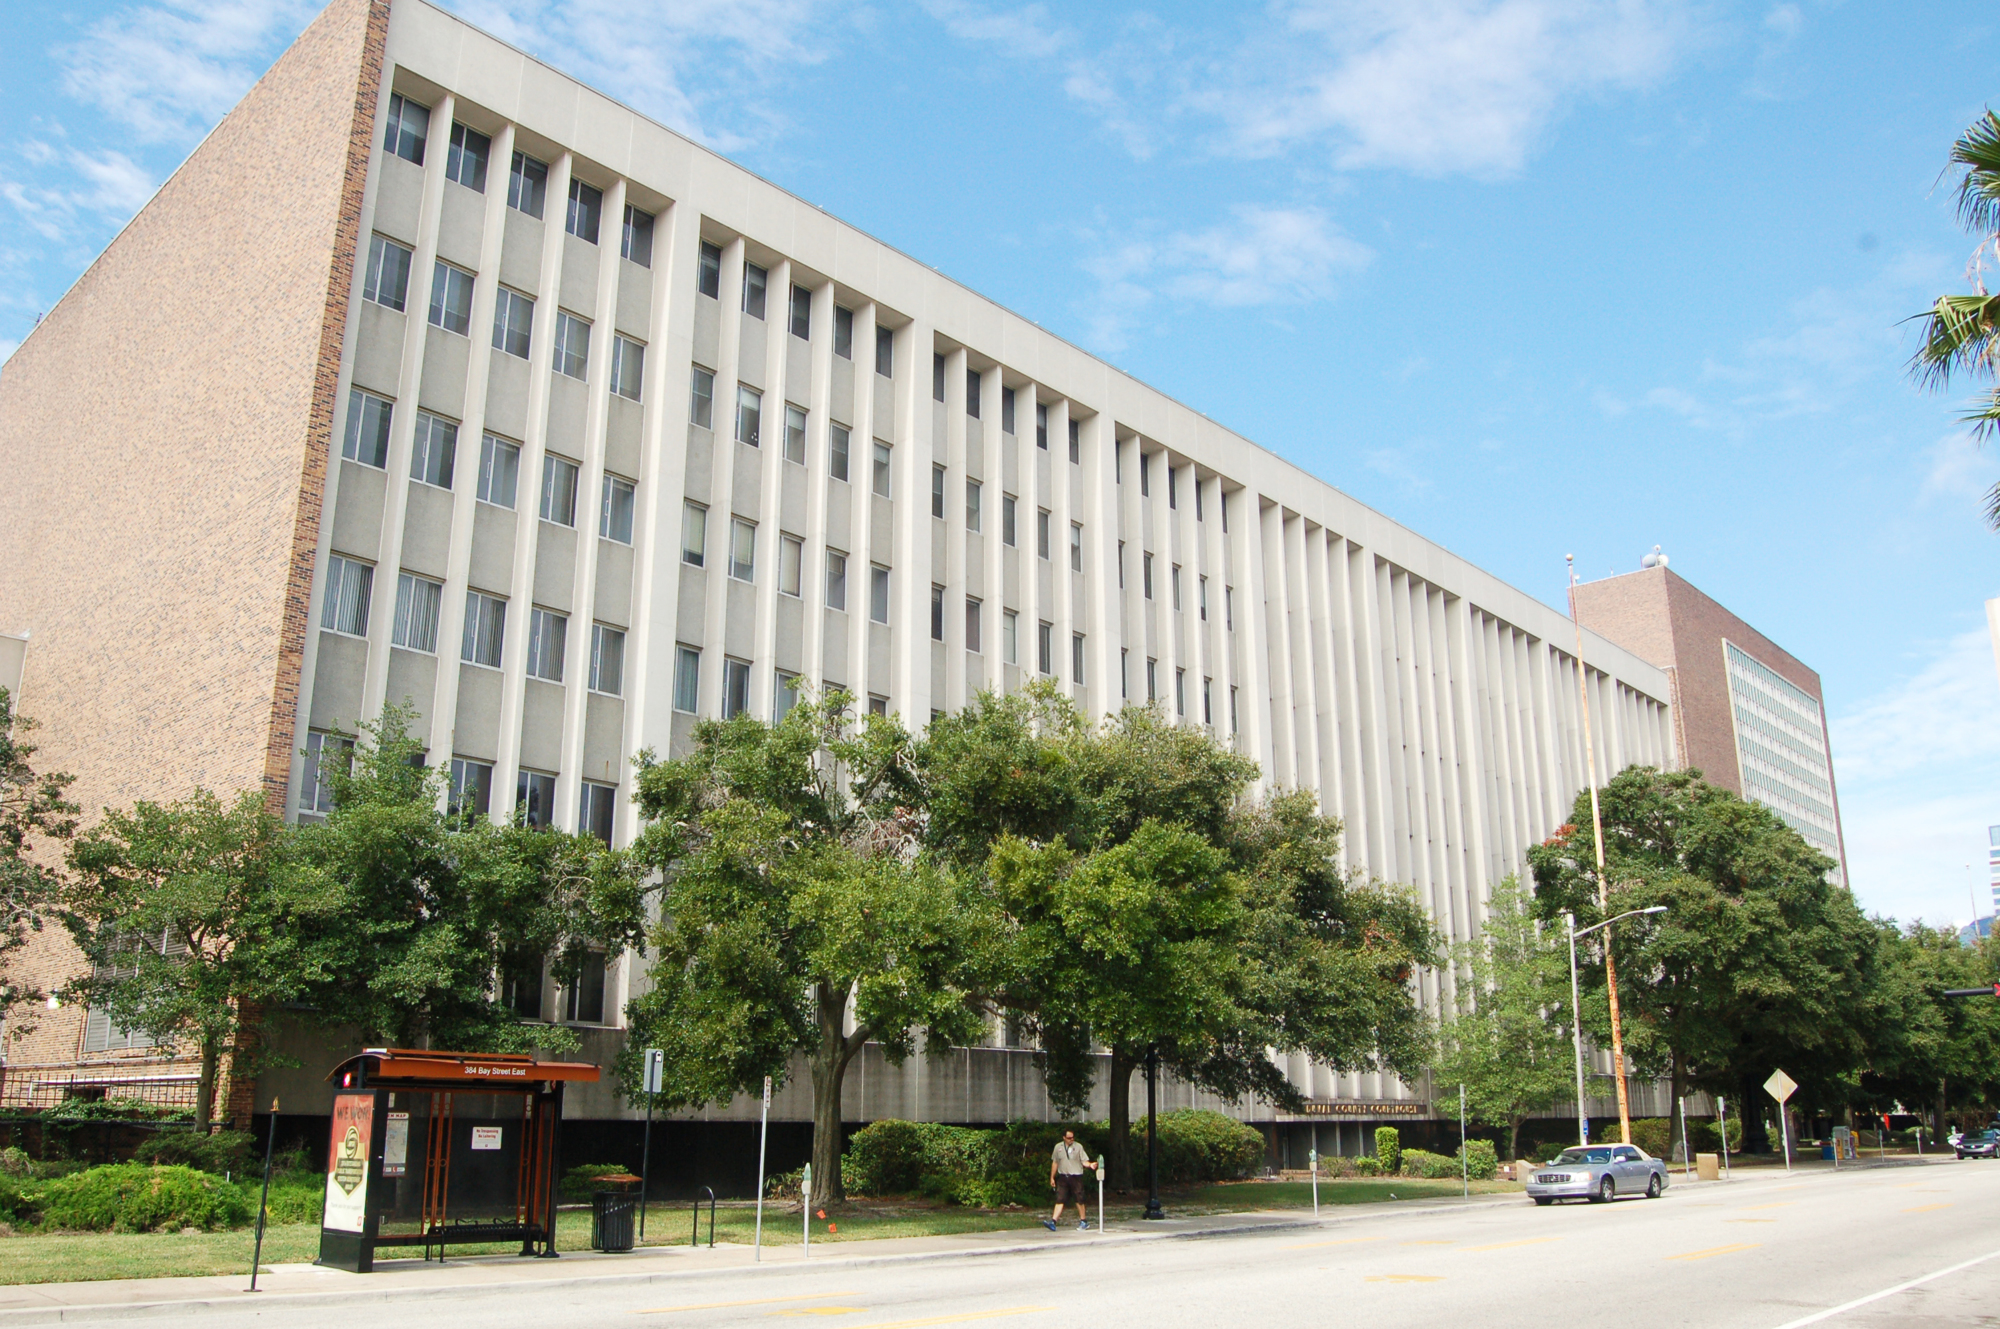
[1937,1078,1948,1138]
[1106,1048,1137,1193]
[196,1035,221,1131]
[1739,1074,1770,1154]
[808,985,867,1206]
[1668,1051,1686,1163]
[1506,1115,1521,1163]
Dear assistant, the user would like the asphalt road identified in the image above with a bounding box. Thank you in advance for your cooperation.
[51,1159,2000,1329]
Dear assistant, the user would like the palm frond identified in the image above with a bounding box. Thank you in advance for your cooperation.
[1906,292,2000,392]
[1948,110,2000,238]
[1984,478,2000,531]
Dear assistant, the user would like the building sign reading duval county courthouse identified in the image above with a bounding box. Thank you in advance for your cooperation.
[1281,1101,1427,1118]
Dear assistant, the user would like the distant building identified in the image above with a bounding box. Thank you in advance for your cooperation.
[1962,917,1995,946]
[1573,563,1847,886]
[1990,824,2000,919]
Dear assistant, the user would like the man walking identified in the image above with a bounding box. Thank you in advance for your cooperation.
[1044,1129,1096,1231]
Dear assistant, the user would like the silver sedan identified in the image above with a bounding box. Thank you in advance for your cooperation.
[1526,1144,1668,1205]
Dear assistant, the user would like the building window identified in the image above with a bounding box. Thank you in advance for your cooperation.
[966,368,982,418]
[447,122,490,191]
[697,240,722,298]
[736,384,762,446]
[1037,621,1053,675]
[834,305,853,358]
[875,325,894,377]
[621,205,654,266]
[825,549,848,610]
[1147,657,1157,702]
[1140,453,1150,496]
[1143,552,1154,599]
[492,287,534,358]
[780,533,804,597]
[673,644,700,712]
[1068,418,1080,464]
[784,404,807,465]
[462,591,506,667]
[579,782,617,845]
[508,151,548,218]
[1037,509,1050,559]
[729,517,756,581]
[933,353,946,403]
[742,261,767,319]
[517,769,556,828]
[1171,564,1182,610]
[342,389,392,468]
[1230,685,1238,733]
[1073,632,1086,685]
[722,657,751,718]
[384,93,429,165]
[966,597,982,653]
[611,336,644,400]
[966,480,982,532]
[681,501,706,566]
[303,730,354,815]
[872,441,892,498]
[1070,522,1083,573]
[1220,492,1229,532]
[1118,541,1126,588]
[410,411,457,489]
[868,694,889,717]
[1199,575,1208,621]
[1203,677,1213,725]
[321,556,373,637]
[1003,495,1016,546]
[590,624,625,695]
[689,364,715,428]
[1036,403,1048,450]
[600,474,635,544]
[932,464,946,519]
[1176,667,1186,716]
[1002,610,1018,665]
[540,455,579,526]
[773,671,800,723]
[829,423,850,481]
[1195,482,1203,521]
[526,607,567,682]
[1002,386,1016,434]
[448,757,492,819]
[392,572,444,652]
[363,234,411,311]
[790,283,812,339]
[478,434,520,508]
[553,311,591,379]
[870,565,890,624]
[1121,648,1129,698]
[429,260,474,335]
[1168,466,1178,509]
[566,177,603,243]
[930,584,945,641]
[1225,586,1234,631]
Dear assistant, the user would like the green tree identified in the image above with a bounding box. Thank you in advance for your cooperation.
[288,706,645,1053]
[1528,766,1874,1152]
[1857,922,2000,1131]
[0,687,78,1013]
[1909,110,2000,526]
[59,789,293,1126]
[626,694,995,1203]
[1430,876,1576,1161]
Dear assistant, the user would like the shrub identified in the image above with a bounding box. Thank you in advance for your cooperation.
[1352,1155,1382,1176]
[1628,1119,1673,1158]
[1375,1127,1400,1175]
[1152,1111,1264,1184]
[31,1164,252,1232]
[134,1130,255,1176]
[1686,1117,1742,1155]
[1398,1148,1457,1179]
[0,1173,26,1225]
[0,1147,29,1178]
[765,1166,805,1201]
[845,1121,993,1197]
[559,1164,632,1203]
[256,1173,325,1225]
[1458,1139,1497,1181]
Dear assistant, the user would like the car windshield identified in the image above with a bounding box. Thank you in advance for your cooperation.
[1554,1148,1613,1164]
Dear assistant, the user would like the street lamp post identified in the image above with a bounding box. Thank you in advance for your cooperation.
[1565,906,1668,1147]
[1143,1046,1164,1221]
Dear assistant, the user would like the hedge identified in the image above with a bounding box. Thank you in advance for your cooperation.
[25,1164,252,1232]
[1374,1126,1400,1174]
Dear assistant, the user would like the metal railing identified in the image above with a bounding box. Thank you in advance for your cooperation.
[691,1186,715,1248]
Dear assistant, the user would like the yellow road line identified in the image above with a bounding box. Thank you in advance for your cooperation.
[1667,1243,1760,1262]
[844,1308,1054,1329]
[1902,1203,1952,1213]
[1461,1237,1559,1253]
[1282,1237,1377,1250]
[1366,1275,1443,1284]
[635,1292,863,1314]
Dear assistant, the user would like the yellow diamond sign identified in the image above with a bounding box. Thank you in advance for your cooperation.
[1763,1070,1797,1104]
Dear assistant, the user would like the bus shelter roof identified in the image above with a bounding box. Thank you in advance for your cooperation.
[325,1049,602,1086]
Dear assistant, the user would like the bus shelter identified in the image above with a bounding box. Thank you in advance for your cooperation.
[317,1049,600,1272]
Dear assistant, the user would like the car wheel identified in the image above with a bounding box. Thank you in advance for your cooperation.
[1646,1174,1662,1199]
[1533,1197,1553,1206]
[1593,1176,1615,1204]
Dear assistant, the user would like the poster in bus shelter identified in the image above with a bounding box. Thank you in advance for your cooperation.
[324,1093,375,1233]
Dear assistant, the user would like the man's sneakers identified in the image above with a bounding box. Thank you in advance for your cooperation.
[1042,1219,1058,1232]
[1077,1220,1090,1231]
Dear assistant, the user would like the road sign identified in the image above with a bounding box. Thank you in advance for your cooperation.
[643,1048,664,1094]
[1763,1069,1797,1104]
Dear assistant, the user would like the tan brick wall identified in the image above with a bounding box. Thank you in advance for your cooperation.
[0,0,388,1095]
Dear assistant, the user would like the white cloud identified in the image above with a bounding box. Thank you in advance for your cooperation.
[1,147,158,241]
[1919,431,2000,505]
[59,1,319,143]
[919,0,1067,58]
[1831,625,2000,926]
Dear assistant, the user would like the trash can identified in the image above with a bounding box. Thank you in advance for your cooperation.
[592,1188,638,1252]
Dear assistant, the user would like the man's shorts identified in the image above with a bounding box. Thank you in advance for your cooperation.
[1055,1173,1085,1205]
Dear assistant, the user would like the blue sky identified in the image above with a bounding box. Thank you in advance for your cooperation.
[2,0,1997,928]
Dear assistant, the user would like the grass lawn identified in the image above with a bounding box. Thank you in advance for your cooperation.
[0,1177,1521,1286]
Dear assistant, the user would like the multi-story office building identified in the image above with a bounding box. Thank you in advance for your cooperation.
[0,0,1677,1153]
[1573,562,1847,884]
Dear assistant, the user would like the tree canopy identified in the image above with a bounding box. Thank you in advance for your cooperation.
[0,687,77,1013]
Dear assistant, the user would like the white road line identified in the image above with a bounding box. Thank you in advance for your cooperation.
[1766,1247,2000,1329]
